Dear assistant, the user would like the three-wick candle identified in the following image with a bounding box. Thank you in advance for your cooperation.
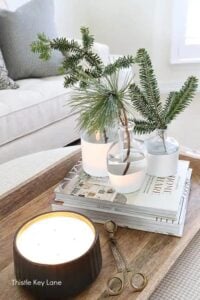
[13,211,102,299]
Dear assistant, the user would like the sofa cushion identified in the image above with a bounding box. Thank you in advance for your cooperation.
[0,76,74,146]
[0,0,63,80]
[0,49,19,90]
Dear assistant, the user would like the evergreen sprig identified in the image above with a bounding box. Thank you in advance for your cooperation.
[81,27,94,49]
[70,72,134,135]
[31,33,52,60]
[103,56,135,76]
[31,31,198,137]
[51,38,82,57]
[31,27,134,88]
[130,48,198,134]
[163,76,198,123]
[132,119,157,134]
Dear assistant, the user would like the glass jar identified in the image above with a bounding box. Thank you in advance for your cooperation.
[145,129,179,177]
[81,129,117,177]
[107,124,146,193]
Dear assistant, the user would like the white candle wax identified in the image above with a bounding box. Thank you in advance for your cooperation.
[16,213,95,265]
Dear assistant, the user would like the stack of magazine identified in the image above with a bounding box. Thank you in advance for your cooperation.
[52,160,192,237]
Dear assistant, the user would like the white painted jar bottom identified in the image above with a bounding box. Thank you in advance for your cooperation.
[108,158,146,193]
[81,138,112,177]
[147,150,179,177]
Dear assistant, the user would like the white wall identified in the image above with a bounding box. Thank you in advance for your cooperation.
[85,0,200,92]
[55,0,89,38]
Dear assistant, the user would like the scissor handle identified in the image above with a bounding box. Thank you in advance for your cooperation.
[128,271,148,292]
[107,272,124,296]
[104,220,118,234]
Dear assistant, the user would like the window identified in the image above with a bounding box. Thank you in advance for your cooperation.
[171,0,200,63]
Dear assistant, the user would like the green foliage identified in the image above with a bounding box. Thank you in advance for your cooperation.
[31,27,135,88]
[132,120,157,134]
[163,76,198,123]
[31,30,198,137]
[70,71,134,135]
[103,56,135,76]
[31,33,52,60]
[80,27,94,50]
[130,48,198,134]
[50,38,81,54]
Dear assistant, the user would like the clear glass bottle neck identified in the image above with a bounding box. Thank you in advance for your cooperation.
[119,124,134,135]
[147,127,179,155]
[118,124,133,157]
[119,123,133,138]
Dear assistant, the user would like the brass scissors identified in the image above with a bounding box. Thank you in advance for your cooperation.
[104,220,148,296]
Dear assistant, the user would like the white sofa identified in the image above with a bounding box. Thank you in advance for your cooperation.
[0,0,111,164]
[0,76,79,163]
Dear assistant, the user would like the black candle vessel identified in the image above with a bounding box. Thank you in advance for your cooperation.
[13,211,102,299]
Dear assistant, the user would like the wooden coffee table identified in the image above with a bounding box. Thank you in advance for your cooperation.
[0,148,200,300]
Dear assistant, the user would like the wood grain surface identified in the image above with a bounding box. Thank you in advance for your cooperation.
[0,153,200,300]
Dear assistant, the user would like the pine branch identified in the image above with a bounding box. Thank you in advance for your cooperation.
[130,48,197,134]
[81,27,95,49]
[84,68,102,78]
[31,33,52,60]
[31,27,198,142]
[62,55,82,70]
[31,27,135,92]
[129,83,155,120]
[50,38,81,53]
[64,74,79,87]
[162,91,177,111]
[135,49,160,104]
[164,76,198,124]
[71,88,119,134]
[135,49,164,128]
[84,51,103,69]
[69,72,133,134]
[133,119,157,134]
[103,56,134,76]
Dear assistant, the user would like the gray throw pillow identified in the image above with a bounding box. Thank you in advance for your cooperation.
[0,0,63,80]
[0,49,19,90]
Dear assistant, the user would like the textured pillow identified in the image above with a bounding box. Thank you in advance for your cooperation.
[0,0,63,80]
[0,49,19,89]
